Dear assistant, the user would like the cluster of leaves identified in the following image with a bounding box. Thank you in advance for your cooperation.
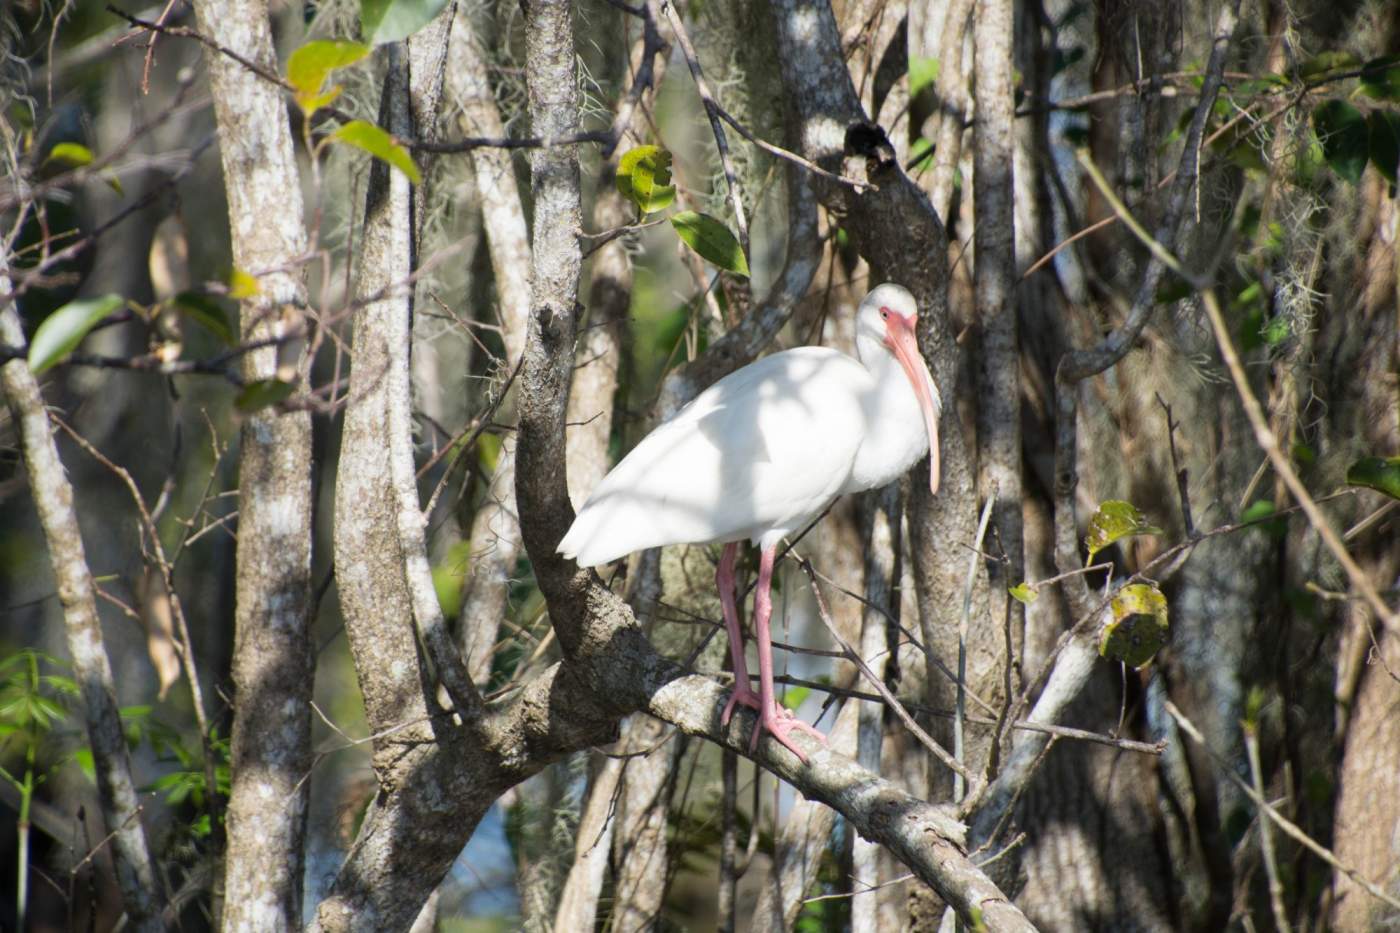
[1210,54,1400,188]
[0,648,228,844]
[615,145,750,278]
[1310,56,1400,187]
[130,709,231,840]
[0,650,78,774]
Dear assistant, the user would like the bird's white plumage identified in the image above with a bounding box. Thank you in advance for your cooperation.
[558,283,941,567]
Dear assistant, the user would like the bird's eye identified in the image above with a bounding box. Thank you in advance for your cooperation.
[879,308,889,320]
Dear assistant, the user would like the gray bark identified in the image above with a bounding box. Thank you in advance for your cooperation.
[852,486,900,933]
[189,0,315,925]
[750,700,861,932]
[552,752,623,931]
[0,260,163,930]
[610,716,680,933]
[972,0,1024,691]
[446,10,533,683]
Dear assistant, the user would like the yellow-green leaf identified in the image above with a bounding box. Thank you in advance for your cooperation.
[616,145,676,214]
[27,294,125,373]
[670,211,749,277]
[477,432,502,474]
[781,686,812,711]
[228,268,261,300]
[431,541,472,619]
[235,378,296,413]
[1346,456,1400,501]
[1099,582,1169,668]
[361,0,452,46]
[45,142,93,168]
[1084,500,1163,564]
[909,56,940,97]
[331,120,422,184]
[1008,582,1039,605]
[286,40,370,114]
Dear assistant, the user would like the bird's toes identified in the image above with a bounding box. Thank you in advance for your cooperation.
[756,710,823,764]
[722,686,761,726]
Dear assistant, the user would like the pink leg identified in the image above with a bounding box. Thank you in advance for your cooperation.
[749,545,827,763]
[718,543,761,725]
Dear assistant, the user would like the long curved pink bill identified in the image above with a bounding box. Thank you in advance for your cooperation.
[886,313,942,495]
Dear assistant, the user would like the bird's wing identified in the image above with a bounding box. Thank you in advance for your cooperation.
[559,348,869,566]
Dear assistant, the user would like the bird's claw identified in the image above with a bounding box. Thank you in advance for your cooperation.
[722,685,762,726]
[748,702,828,763]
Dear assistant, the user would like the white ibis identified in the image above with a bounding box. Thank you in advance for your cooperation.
[558,284,941,761]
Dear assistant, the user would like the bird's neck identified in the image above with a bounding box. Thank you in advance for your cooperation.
[847,336,931,491]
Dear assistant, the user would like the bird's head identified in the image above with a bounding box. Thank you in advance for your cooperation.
[857,284,942,495]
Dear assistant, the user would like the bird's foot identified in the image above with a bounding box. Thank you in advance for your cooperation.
[722,684,762,726]
[749,702,827,764]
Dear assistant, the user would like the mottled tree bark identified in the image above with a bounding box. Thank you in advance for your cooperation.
[972,0,1024,694]
[190,0,315,925]
[0,260,163,930]
[446,11,533,683]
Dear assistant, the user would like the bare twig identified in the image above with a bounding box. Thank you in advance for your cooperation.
[1245,722,1291,933]
[54,418,222,838]
[765,673,1166,754]
[662,0,749,254]
[1199,288,1398,633]
[0,261,163,929]
[956,496,996,800]
[710,100,873,192]
[797,558,980,790]
[1157,394,1196,538]
[1168,701,1400,913]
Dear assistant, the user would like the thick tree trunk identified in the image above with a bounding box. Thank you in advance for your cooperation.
[190,0,315,925]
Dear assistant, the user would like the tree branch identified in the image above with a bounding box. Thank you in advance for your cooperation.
[967,0,1245,849]
[0,260,163,930]
[189,0,317,921]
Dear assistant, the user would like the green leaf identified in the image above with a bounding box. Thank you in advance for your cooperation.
[1240,499,1276,523]
[1298,50,1359,79]
[1312,99,1369,185]
[1099,582,1169,668]
[27,294,125,373]
[1262,314,1291,346]
[908,56,940,97]
[908,136,934,170]
[44,142,93,168]
[72,747,95,781]
[330,120,422,184]
[361,0,451,45]
[780,686,812,712]
[616,145,676,214]
[1240,499,1288,538]
[286,40,370,113]
[1008,582,1039,605]
[235,378,296,413]
[670,211,749,277]
[477,431,502,473]
[1358,55,1400,101]
[173,292,235,344]
[1346,455,1400,500]
[1368,109,1400,186]
[1083,500,1163,564]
